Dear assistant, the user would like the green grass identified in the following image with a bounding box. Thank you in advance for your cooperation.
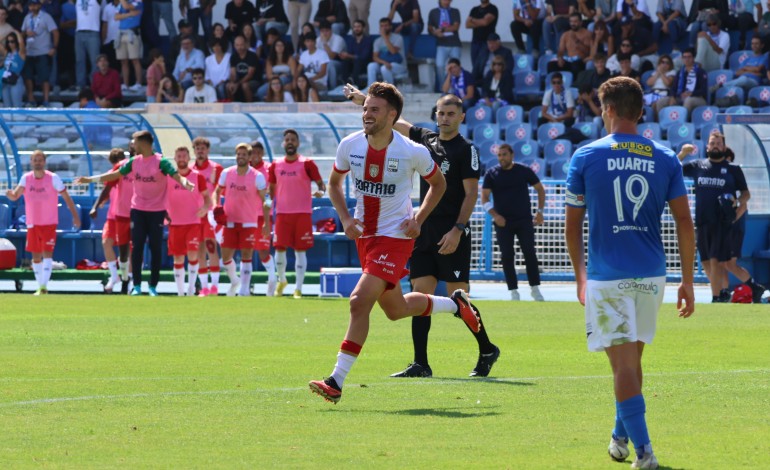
[0,295,768,469]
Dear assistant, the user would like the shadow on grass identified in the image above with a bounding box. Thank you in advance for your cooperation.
[322,406,502,418]
[431,377,535,387]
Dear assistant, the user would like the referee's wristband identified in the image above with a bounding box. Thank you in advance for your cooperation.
[536,208,544,214]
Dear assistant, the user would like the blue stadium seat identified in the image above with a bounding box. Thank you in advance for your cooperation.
[528,106,541,124]
[573,121,599,140]
[725,105,752,114]
[658,105,688,129]
[408,34,437,60]
[513,53,535,74]
[496,105,524,127]
[748,86,770,107]
[512,140,539,159]
[637,122,662,141]
[477,141,504,172]
[466,104,494,128]
[699,123,721,140]
[548,158,570,180]
[514,71,541,100]
[0,203,10,235]
[545,71,573,91]
[715,86,745,108]
[665,122,696,148]
[57,203,81,232]
[759,106,770,113]
[536,122,566,148]
[537,53,557,77]
[473,123,501,141]
[476,140,505,165]
[543,140,573,168]
[504,122,533,143]
[518,157,546,179]
[691,105,720,136]
[707,69,734,93]
[728,50,752,71]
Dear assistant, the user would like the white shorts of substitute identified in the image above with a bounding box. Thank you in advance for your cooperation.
[585,276,666,352]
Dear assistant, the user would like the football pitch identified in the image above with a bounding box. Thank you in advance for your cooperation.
[1,295,767,469]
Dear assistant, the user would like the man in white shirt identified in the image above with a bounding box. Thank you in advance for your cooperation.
[695,14,730,72]
[74,0,102,90]
[100,0,120,68]
[184,67,217,102]
[316,19,345,89]
[298,31,330,91]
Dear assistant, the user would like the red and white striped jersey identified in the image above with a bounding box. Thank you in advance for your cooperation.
[334,130,437,239]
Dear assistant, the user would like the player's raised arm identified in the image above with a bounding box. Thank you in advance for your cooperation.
[75,169,123,185]
[5,183,23,201]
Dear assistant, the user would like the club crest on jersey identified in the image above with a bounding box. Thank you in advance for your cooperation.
[369,164,379,178]
[387,158,399,172]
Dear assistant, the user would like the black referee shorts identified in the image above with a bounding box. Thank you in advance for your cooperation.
[410,217,472,283]
[697,223,732,262]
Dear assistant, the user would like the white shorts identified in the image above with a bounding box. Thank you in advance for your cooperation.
[585,276,666,352]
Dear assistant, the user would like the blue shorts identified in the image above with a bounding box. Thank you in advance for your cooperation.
[22,55,52,85]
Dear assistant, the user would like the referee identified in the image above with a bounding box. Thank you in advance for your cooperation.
[344,86,499,378]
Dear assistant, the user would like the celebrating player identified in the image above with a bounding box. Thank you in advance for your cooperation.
[565,77,695,468]
[76,131,195,296]
[309,82,482,404]
[344,86,499,378]
[214,143,271,296]
[6,150,81,295]
[248,141,277,296]
[192,136,224,296]
[88,147,132,293]
[167,146,211,296]
[268,129,326,298]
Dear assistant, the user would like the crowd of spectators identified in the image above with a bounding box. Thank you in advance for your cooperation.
[0,0,769,111]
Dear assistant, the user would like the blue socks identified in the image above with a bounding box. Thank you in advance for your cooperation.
[618,394,652,458]
[612,401,628,440]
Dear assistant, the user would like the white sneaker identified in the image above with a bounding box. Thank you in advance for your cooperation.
[608,437,630,462]
[129,83,143,92]
[105,276,118,293]
[227,279,241,297]
[121,84,128,92]
[510,289,520,301]
[631,452,658,469]
[267,278,277,297]
[531,286,545,302]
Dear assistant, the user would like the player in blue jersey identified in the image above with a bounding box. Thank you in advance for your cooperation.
[564,76,696,469]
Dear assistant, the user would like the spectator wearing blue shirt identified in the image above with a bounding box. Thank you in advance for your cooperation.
[114,0,143,92]
[340,19,372,88]
[723,36,768,93]
[173,34,205,89]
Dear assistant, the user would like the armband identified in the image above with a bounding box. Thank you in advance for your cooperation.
[482,201,494,213]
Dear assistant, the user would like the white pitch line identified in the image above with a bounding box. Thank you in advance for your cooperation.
[1,368,767,409]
